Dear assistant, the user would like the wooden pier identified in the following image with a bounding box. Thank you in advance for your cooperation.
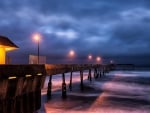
[0,64,113,113]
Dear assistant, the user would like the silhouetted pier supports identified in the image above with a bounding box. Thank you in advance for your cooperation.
[80,70,84,91]
[94,68,97,79]
[62,73,67,98]
[97,67,102,78]
[99,68,102,78]
[102,67,105,76]
[92,65,111,80]
[69,70,73,91]
[45,64,115,100]
[47,75,52,99]
[94,67,101,79]
[88,68,92,82]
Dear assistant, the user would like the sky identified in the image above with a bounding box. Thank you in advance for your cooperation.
[0,0,150,64]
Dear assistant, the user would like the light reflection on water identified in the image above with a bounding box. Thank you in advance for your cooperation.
[39,71,150,113]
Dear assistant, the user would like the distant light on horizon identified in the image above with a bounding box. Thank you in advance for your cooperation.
[88,55,92,60]
[110,60,114,64]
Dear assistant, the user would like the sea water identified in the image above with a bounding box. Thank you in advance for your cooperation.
[39,70,150,113]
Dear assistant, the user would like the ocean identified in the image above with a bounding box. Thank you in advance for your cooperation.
[38,70,150,113]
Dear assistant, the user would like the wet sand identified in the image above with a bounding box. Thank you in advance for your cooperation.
[39,71,150,113]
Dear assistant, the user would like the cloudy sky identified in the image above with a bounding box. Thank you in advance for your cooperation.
[0,0,150,64]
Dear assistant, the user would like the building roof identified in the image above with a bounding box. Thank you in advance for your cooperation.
[0,35,19,51]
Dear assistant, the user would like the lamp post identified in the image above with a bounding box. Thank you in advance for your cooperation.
[33,33,41,64]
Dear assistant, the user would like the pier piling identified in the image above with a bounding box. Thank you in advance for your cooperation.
[80,70,84,91]
[69,70,73,91]
[62,73,67,98]
[47,75,52,99]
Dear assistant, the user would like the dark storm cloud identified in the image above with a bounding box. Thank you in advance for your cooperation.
[0,0,150,63]
[108,8,150,56]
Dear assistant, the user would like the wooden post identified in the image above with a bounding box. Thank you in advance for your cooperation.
[80,70,84,91]
[103,67,105,75]
[62,73,67,98]
[97,68,99,78]
[69,71,73,91]
[94,68,98,79]
[88,68,92,82]
[47,76,52,99]
[100,68,102,78]
[94,68,96,79]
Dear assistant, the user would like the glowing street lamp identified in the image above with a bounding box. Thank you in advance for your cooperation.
[68,50,75,63]
[0,36,18,64]
[88,54,92,64]
[69,50,75,57]
[96,56,101,63]
[32,33,41,64]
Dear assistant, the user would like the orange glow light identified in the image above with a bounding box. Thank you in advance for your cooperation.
[33,33,41,42]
